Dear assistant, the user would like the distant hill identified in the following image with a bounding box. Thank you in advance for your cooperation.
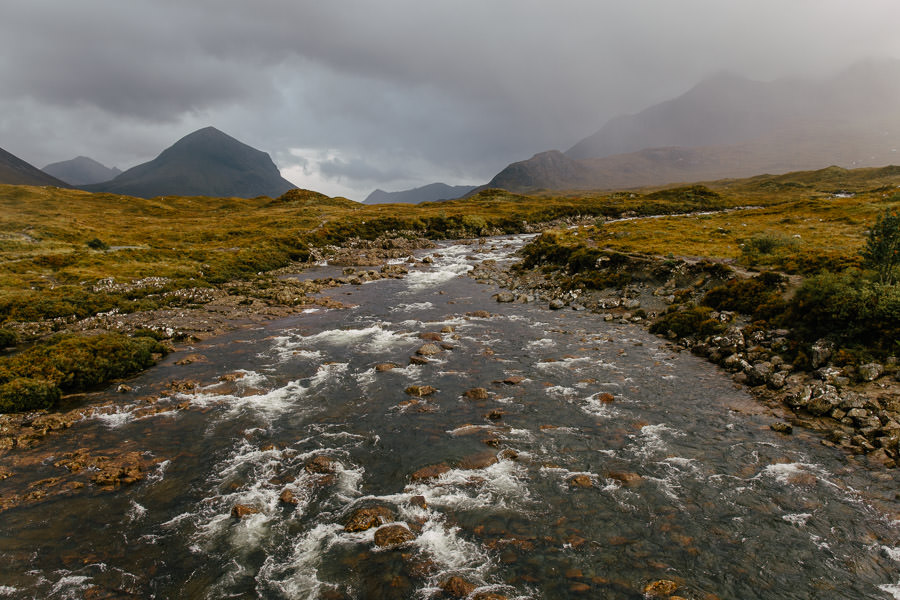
[0,147,70,187]
[42,156,121,185]
[364,182,477,204]
[487,59,900,193]
[82,127,297,199]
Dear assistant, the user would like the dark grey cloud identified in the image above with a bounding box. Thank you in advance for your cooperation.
[2,0,899,199]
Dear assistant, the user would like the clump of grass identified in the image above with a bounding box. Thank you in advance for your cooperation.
[0,332,168,412]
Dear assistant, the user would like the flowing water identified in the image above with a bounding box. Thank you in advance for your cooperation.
[2,236,900,599]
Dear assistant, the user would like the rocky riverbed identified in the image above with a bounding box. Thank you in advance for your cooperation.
[468,247,900,469]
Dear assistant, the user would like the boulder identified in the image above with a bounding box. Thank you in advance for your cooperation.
[463,387,490,400]
[811,339,834,368]
[405,385,437,397]
[416,343,442,356]
[549,299,566,310]
[644,580,679,597]
[305,455,337,474]
[440,576,476,598]
[568,474,593,488]
[373,524,415,547]
[770,422,793,434]
[859,362,884,382]
[410,463,451,481]
[495,291,515,303]
[230,504,260,519]
[279,489,299,505]
[607,471,642,487]
[344,506,394,532]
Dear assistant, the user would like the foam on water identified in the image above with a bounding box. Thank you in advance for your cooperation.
[257,523,344,598]
[0,587,19,597]
[880,584,900,600]
[288,324,417,354]
[391,302,434,312]
[405,459,530,512]
[628,423,682,459]
[782,512,813,526]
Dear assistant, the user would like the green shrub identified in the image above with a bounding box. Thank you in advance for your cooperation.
[0,378,61,412]
[861,208,900,284]
[702,272,787,321]
[649,305,726,339]
[86,238,109,250]
[0,328,16,348]
[0,333,168,413]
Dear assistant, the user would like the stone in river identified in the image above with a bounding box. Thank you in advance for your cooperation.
[405,385,437,397]
[279,489,299,505]
[495,291,515,303]
[643,579,679,597]
[439,576,476,598]
[305,455,337,474]
[464,387,490,400]
[458,450,498,470]
[607,471,643,488]
[419,332,443,341]
[410,463,451,481]
[344,506,394,532]
[568,474,593,488]
[373,524,415,547]
[770,422,793,434]
[230,504,260,519]
[416,343,442,356]
[375,363,398,372]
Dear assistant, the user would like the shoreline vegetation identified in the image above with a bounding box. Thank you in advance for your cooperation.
[1,164,900,466]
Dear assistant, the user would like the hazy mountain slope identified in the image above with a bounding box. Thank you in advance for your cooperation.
[566,59,900,160]
[42,156,121,185]
[485,59,900,193]
[83,127,296,199]
[0,147,70,187]
[364,182,478,204]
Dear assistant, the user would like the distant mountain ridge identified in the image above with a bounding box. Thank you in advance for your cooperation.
[83,127,297,199]
[364,182,477,204]
[488,59,900,192]
[0,147,70,187]
[42,156,121,186]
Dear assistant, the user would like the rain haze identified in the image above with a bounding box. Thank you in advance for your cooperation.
[2,0,899,200]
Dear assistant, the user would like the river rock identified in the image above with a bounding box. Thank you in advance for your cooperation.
[375,363,398,372]
[464,387,490,400]
[373,524,415,547]
[410,463,451,481]
[416,343,442,356]
[409,495,427,509]
[279,489,299,505]
[305,455,337,474]
[495,292,515,303]
[419,332,443,341]
[440,576,476,598]
[231,504,260,519]
[459,451,498,470]
[859,362,884,382]
[770,422,793,434]
[811,339,834,368]
[568,474,593,488]
[344,506,394,532]
[405,385,437,397]
[549,299,566,310]
[643,579,679,597]
[607,471,643,488]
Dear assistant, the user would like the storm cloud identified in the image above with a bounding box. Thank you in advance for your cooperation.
[2,0,899,199]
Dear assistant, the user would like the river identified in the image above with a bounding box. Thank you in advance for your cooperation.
[1,235,900,599]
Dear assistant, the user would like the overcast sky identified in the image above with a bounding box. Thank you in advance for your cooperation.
[2,1,899,200]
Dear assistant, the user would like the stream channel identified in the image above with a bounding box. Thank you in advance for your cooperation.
[2,235,900,599]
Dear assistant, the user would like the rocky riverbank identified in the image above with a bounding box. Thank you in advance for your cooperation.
[469,246,900,469]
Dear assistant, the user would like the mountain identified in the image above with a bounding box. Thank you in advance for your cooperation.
[364,182,477,204]
[487,59,900,193]
[0,147,70,187]
[42,156,121,185]
[83,127,297,199]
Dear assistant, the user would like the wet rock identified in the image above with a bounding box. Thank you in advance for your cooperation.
[597,392,615,403]
[459,451,498,470]
[643,579,679,597]
[771,422,793,434]
[767,372,786,390]
[439,576,476,598]
[116,384,133,393]
[465,310,492,318]
[859,362,884,382]
[219,371,246,382]
[495,292,515,303]
[375,363,398,372]
[441,326,455,333]
[410,463,451,481]
[409,356,430,365]
[549,299,566,310]
[279,489,299,505]
[409,495,427,509]
[473,593,508,600]
[306,455,337,474]
[230,504,260,519]
[811,339,834,368]
[607,471,643,488]
[405,385,437,397]
[419,332,443,341]
[344,506,394,532]
[485,409,504,421]
[373,524,415,547]
[416,343,442,356]
[568,474,593,488]
[464,387,490,400]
